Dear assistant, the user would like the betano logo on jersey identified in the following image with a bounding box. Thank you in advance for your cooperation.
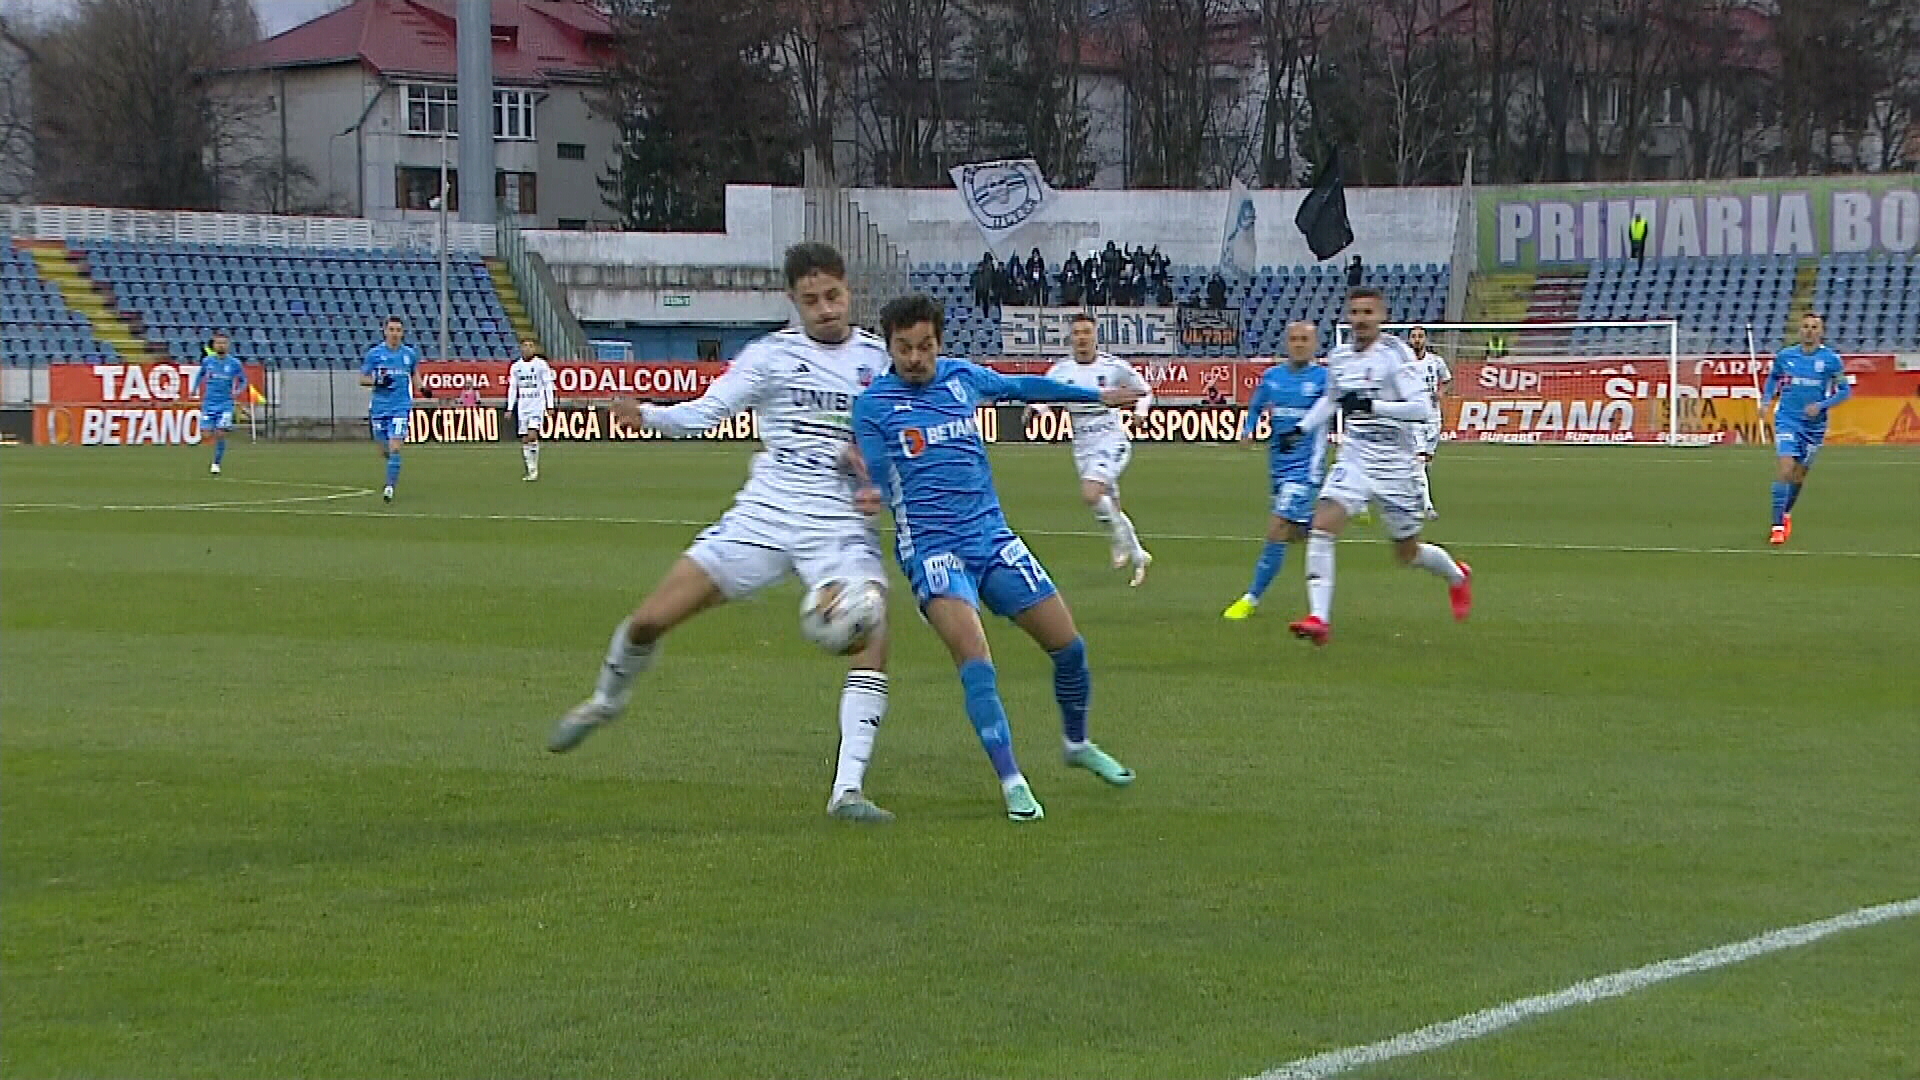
[900,414,982,458]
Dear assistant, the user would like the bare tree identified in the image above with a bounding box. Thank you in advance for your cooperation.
[0,16,33,200]
[1251,0,1324,186]
[30,0,260,210]
[847,0,962,186]
[1464,0,1540,183]
[1115,0,1226,188]
[777,0,857,180]
[966,0,1097,186]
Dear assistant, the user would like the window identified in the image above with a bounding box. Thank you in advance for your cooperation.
[696,339,721,361]
[556,142,586,161]
[405,83,537,139]
[497,171,537,215]
[495,88,536,141]
[396,166,457,211]
[1655,85,1684,126]
[405,83,459,136]
[557,218,587,230]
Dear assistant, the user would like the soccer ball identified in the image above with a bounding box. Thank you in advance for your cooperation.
[799,578,885,655]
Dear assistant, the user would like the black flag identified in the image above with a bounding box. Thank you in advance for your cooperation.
[1294,149,1354,261]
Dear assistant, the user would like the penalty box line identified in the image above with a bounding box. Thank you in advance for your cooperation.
[4,501,1918,561]
[1247,894,1920,1080]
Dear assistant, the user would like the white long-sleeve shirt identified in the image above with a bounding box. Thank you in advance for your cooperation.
[505,356,556,413]
[1301,332,1434,473]
[643,327,890,531]
[1036,352,1153,448]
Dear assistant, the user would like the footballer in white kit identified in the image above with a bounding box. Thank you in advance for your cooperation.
[1033,312,1155,585]
[505,336,557,480]
[1286,287,1472,646]
[547,243,896,825]
[1406,325,1451,518]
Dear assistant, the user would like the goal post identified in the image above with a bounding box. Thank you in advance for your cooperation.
[1331,319,1743,446]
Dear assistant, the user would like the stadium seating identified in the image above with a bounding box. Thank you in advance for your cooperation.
[71,240,521,369]
[0,244,121,366]
[1568,254,1917,355]
[909,262,1451,357]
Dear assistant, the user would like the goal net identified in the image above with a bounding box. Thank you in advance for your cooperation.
[1332,320,1737,446]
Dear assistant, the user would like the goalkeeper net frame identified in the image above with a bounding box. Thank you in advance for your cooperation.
[1329,319,1733,446]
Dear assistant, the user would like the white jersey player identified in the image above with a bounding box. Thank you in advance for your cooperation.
[504,337,557,480]
[1406,325,1451,518]
[548,243,896,825]
[1032,313,1155,585]
[1286,287,1472,646]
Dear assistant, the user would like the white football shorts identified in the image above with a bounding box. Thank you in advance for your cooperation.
[685,509,886,600]
[1319,459,1426,541]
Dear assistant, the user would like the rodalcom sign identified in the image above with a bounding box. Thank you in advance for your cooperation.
[1481,176,1920,270]
[34,405,207,445]
[998,307,1179,356]
[416,361,728,402]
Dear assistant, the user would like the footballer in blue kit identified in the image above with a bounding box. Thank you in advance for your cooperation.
[852,294,1140,822]
[360,315,421,502]
[1223,321,1329,620]
[1761,312,1850,545]
[189,330,247,475]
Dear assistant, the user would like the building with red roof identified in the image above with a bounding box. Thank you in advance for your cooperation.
[211,0,617,228]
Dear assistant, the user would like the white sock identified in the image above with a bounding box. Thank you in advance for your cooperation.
[522,443,537,472]
[1411,543,1465,584]
[1418,465,1434,513]
[1001,772,1029,795]
[833,670,888,796]
[1306,529,1336,621]
[590,617,656,710]
[1097,495,1143,558]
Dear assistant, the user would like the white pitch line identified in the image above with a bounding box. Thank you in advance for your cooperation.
[3,478,374,512]
[1251,895,1920,1080]
[5,501,1917,561]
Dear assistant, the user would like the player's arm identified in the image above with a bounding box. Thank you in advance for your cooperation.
[966,363,1132,408]
[504,364,519,411]
[1760,355,1786,409]
[627,349,767,436]
[357,350,381,388]
[542,362,557,411]
[850,397,894,517]
[1115,359,1154,416]
[1348,352,1435,422]
[1816,360,1852,413]
[1239,378,1269,442]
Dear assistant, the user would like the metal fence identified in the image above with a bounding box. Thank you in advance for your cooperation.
[802,151,910,331]
[0,204,497,255]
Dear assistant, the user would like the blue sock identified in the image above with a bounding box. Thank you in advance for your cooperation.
[385,451,401,487]
[1786,482,1803,513]
[958,659,1021,782]
[1770,481,1790,526]
[212,438,226,465]
[1050,637,1090,745]
[1248,541,1288,600]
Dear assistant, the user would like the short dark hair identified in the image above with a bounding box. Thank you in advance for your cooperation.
[1070,311,1097,327]
[783,242,846,288]
[1346,285,1385,305]
[878,293,944,346]
[210,329,230,339]
[385,315,405,328]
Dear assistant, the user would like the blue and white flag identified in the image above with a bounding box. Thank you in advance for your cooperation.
[1220,179,1258,278]
[950,159,1055,248]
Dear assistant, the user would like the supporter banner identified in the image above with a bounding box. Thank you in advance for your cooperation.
[49,360,268,406]
[34,405,204,445]
[998,306,1179,356]
[1481,175,1920,269]
[416,361,729,402]
[1178,306,1242,348]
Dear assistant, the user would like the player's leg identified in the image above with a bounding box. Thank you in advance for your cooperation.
[921,579,1042,822]
[547,542,739,753]
[1291,463,1361,644]
[1769,427,1801,541]
[205,410,229,473]
[520,416,541,480]
[796,532,895,823]
[1781,435,1817,539]
[1227,473,1311,618]
[1382,494,1472,622]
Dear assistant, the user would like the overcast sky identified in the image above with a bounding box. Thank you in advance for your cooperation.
[1,0,345,38]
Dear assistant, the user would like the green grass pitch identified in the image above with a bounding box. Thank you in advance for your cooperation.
[3,440,1916,1079]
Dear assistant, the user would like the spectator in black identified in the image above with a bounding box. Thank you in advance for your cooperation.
[1206,271,1228,310]
[971,252,997,314]
[1346,254,1364,288]
[1130,245,1151,284]
[1101,241,1123,292]
[1026,247,1047,304]
[1080,251,1100,304]
[1003,252,1027,305]
[1154,275,1175,306]
[1061,251,1083,305]
[1150,246,1169,282]
[1087,263,1110,307]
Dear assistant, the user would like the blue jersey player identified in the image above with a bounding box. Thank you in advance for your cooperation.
[360,315,421,502]
[1223,321,1329,620]
[189,330,247,476]
[852,294,1141,822]
[1761,312,1850,545]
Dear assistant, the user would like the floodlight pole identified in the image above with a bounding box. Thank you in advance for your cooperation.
[439,128,451,363]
